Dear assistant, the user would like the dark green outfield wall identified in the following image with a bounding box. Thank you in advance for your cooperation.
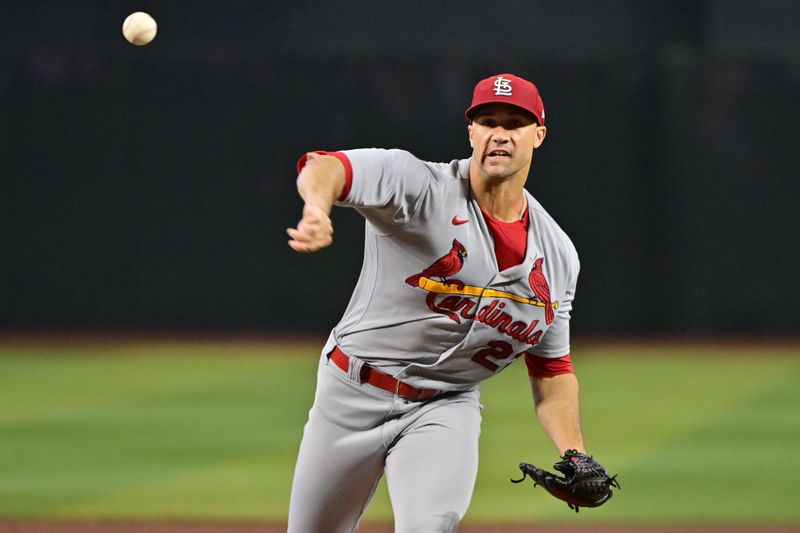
[2,1,799,335]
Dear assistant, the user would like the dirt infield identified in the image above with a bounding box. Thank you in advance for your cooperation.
[1,522,798,533]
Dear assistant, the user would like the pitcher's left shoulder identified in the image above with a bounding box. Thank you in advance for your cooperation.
[527,196,579,265]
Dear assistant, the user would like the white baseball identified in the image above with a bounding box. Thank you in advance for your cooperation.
[122,12,157,46]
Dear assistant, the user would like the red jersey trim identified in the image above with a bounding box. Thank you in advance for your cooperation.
[524,352,574,378]
[296,150,353,202]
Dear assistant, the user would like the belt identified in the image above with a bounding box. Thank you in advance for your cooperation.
[329,346,439,402]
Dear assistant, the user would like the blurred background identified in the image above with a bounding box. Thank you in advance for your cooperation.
[3,0,799,339]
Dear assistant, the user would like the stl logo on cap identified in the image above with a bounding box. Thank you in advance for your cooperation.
[465,73,545,125]
[493,76,513,96]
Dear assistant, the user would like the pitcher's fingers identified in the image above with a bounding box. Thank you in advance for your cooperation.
[287,230,316,252]
[288,239,314,252]
[287,227,307,241]
[288,236,330,253]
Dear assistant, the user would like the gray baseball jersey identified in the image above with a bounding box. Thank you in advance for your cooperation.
[322,148,579,390]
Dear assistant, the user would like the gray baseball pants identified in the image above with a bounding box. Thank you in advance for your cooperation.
[287,354,482,533]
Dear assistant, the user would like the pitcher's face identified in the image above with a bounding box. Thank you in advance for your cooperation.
[468,103,546,182]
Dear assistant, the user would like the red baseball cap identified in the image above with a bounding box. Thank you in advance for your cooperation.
[465,73,545,126]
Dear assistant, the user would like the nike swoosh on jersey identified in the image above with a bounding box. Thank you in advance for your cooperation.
[451,216,469,225]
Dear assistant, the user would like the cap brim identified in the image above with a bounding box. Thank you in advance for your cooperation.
[465,101,539,124]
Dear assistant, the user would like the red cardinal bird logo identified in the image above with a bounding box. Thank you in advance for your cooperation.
[528,257,554,325]
[405,239,468,287]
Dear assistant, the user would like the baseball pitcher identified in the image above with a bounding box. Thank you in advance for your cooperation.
[285,73,617,532]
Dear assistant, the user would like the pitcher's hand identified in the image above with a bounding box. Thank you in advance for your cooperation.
[287,204,334,253]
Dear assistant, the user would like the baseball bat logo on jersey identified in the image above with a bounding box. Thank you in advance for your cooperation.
[405,242,558,346]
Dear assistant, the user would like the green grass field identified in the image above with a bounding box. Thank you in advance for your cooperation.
[1,339,799,525]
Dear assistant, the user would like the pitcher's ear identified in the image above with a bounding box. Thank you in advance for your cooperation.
[534,126,547,149]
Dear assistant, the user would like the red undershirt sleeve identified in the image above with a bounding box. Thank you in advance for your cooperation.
[524,352,574,378]
[296,150,353,202]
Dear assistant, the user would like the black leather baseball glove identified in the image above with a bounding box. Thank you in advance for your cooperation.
[511,449,620,512]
